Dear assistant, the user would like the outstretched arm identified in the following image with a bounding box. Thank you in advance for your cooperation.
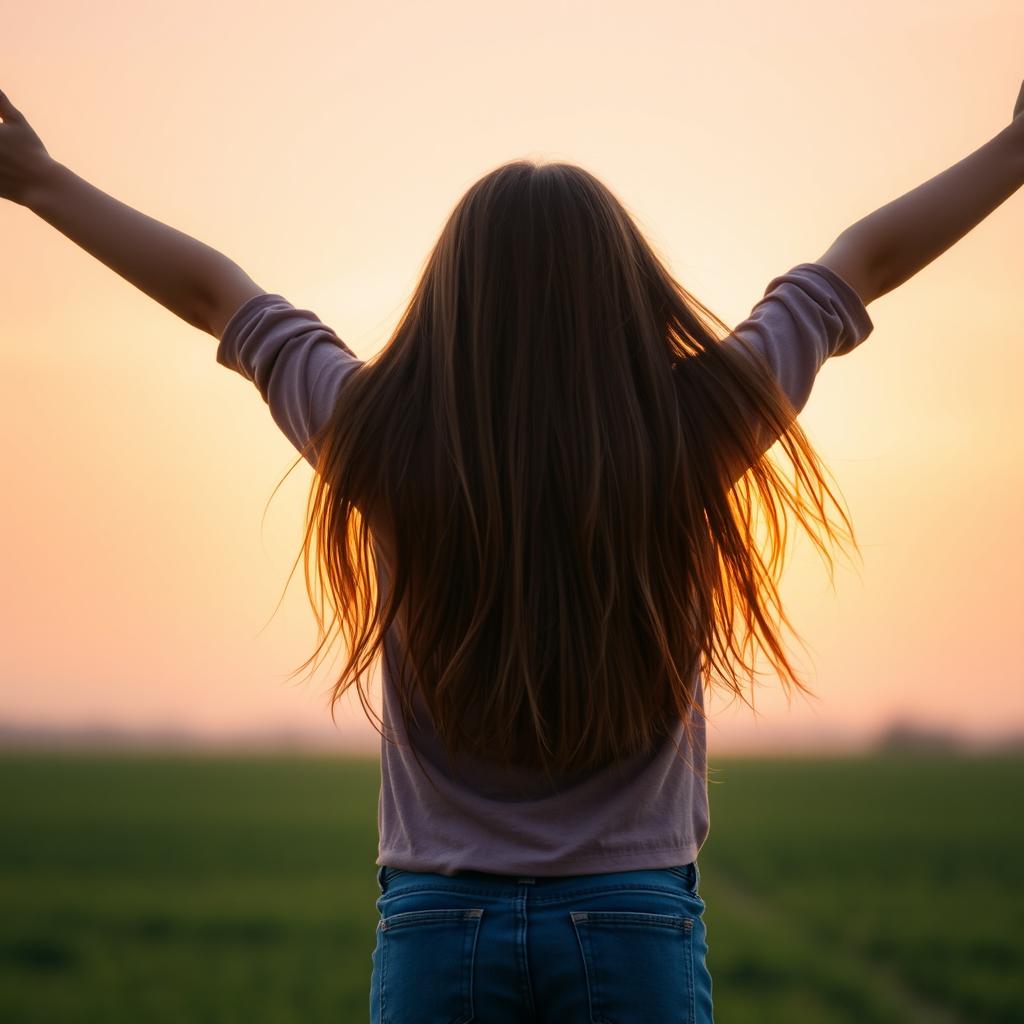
[0,87,262,335]
[817,80,1024,306]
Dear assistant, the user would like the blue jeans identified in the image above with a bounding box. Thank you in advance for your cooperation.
[370,860,714,1023]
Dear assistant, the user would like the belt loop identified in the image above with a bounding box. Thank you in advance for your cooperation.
[693,860,701,894]
[376,864,387,894]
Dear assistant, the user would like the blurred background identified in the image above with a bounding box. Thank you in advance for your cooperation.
[1,0,1022,1020]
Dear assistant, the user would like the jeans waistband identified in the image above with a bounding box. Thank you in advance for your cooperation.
[377,860,700,895]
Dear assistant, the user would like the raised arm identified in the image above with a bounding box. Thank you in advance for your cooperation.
[0,87,261,335]
[817,80,1024,306]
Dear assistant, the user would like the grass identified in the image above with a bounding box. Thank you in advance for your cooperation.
[0,752,1021,1022]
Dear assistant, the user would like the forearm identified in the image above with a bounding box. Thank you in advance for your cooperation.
[25,160,253,331]
[840,120,1024,296]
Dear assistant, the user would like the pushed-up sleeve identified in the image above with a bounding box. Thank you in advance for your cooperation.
[722,262,874,418]
[216,292,363,468]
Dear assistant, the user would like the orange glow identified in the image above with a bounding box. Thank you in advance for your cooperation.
[2,0,1023,751]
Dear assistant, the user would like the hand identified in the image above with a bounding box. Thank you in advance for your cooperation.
[0,87,55,206]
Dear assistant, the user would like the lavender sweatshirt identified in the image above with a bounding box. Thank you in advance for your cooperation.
[217,262,874,877]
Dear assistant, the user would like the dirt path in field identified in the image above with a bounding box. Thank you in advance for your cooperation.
[708,867,967,1024]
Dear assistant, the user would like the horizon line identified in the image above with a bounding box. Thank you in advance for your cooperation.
[1,718,1022,757]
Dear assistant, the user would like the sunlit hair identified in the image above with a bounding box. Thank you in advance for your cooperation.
[276,158,859,785]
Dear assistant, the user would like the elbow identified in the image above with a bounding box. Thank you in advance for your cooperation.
[817,231,889,307]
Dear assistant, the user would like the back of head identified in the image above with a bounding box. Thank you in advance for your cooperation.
[293,158,854,785]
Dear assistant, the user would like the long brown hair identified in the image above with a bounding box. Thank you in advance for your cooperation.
[279,159,858,783]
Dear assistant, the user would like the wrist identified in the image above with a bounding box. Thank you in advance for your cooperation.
[23,158,71,214]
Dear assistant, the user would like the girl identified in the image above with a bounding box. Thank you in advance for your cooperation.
[3,81,1022,1024]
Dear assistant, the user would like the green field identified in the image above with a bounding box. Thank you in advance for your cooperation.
[0,753,1021,1023]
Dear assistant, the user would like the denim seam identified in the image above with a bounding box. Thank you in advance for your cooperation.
[377,882,702,905]
[685,921,696,1024]
[515,892,536,1018]
[460,911,481,1024]
[570,913,598,1023]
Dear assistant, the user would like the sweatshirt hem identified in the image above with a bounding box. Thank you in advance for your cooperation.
[377,839,704,878]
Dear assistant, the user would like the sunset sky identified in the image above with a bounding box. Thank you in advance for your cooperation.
[2,0,1022,754]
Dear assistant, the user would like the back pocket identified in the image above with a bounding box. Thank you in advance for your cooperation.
[377,907,484,1024]
[570,910,695,1024]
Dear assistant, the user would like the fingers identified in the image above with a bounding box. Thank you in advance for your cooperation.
[0,88,23,123]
